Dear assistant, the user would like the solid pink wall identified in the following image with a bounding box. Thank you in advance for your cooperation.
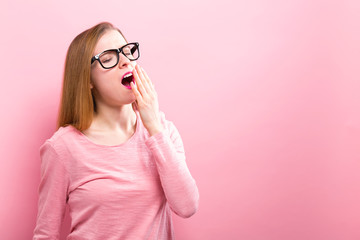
[0,0,359,239]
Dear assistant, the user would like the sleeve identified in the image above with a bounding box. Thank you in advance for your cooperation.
[145,112,200,218]
[33,141,70,240]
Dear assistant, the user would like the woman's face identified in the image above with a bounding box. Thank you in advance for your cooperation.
[90,29,137,108]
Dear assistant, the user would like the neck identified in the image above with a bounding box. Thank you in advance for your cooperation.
[92,103,137,133]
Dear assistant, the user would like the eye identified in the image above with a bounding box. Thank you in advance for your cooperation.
[123,47,132,56]
[102,57,113,63]
[99,51,117,65]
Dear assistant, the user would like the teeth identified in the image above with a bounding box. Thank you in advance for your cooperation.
[123,73,133,79]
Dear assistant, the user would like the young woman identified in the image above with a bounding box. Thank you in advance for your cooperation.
[33,22,199,240]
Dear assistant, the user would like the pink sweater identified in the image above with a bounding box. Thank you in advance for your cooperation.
[33,110,199,240]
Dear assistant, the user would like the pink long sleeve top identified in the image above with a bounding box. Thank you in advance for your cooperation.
[33,110,199,240]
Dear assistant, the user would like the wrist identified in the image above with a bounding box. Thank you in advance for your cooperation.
[147,124,165,136]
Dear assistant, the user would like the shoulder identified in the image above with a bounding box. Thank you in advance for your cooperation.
[40,125,78,154]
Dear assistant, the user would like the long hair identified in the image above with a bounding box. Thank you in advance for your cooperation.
[57,22,127,131]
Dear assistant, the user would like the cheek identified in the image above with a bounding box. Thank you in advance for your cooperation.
[90,71,105,95]
[90,68,100,85]
[90,71,120,96]
[90,69,107,89]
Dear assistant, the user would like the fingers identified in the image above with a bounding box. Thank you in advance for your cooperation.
[133,64,156,97]
[133,65,148,96]
[131,101,138,112]
[130,79,143,102]
[136,65,153,94]
[140,66,155,93]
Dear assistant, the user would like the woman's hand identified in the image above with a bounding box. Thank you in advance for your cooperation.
[131,64,164,136]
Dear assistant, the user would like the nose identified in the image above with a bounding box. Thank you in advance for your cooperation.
[118,54,133,69]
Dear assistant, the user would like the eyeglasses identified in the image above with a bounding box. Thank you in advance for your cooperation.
[91,42,140,69]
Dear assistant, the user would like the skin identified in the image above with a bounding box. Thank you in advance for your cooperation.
[83,30,164,145]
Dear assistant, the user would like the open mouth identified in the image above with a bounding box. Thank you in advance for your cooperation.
[121,72,134,88]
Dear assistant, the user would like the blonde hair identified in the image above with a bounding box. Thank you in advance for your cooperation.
[57,22,127,131]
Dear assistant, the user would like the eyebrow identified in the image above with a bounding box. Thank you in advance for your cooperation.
[100,42,130,52]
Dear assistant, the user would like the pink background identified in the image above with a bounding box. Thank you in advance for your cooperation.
[0,0,359,239]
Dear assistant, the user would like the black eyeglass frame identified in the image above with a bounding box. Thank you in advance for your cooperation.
[91,42,140,69]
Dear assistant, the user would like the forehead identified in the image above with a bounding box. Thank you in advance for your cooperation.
[93,30,127,54]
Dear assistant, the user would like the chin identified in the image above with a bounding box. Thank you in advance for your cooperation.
[123,96,137,105]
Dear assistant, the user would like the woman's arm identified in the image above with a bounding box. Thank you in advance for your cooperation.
[130,65,199,217]
[145,114,199,218]
[33,141,69,240]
